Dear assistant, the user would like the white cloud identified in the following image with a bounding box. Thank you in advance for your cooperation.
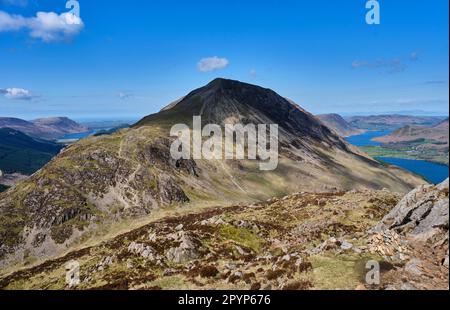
[0,11,27,31]
[197,56,229,72]
[0,10,84,42]
[0,87,34,100]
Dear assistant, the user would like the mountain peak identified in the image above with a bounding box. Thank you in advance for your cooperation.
[205,78,257,89]
[207,77,232,86]
[135,79,346,149]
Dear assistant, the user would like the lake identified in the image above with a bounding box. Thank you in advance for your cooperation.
[58,130,98,140]
[345,130,392,147]
[376,157,449,184]
[346,131,449,184]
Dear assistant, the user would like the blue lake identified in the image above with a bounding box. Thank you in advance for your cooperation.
[375,157,449,184]
[346,131,449,184]
[345,130,392,147]
[58,130,98,140]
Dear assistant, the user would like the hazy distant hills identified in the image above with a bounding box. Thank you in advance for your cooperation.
[0,78,425,267]
[369,118,449,165]
[374,118,449,144]
[0,116,85,180]
[347,115,446,131]
[0,128,62,175]
[0,117,88,140]
[316,114,365,137]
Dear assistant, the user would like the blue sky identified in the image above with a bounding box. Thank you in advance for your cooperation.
[0,0,448,120]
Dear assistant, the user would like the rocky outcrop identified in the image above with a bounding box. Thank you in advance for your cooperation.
[372,179,449,240]
[369,179,449,290]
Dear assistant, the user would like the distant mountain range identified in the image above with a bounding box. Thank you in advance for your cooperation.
[347,115,446,131]
[0,78,425,267]
[369,118,449,165]
[0,117,88,140]
[316,114,365,137]
[374,118,449,144]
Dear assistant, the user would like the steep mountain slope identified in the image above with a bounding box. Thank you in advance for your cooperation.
[347,115,445,131]
[0,79,425,268]
[0,117,88,140]
[316,113,365,137]
[0,128,63,175]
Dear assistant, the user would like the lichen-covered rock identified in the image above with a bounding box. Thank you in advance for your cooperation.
[165,233,200,264]
[158,174,189,204]
[372,178,449,240]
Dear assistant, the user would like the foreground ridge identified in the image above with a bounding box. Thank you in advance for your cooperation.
[2,180,448,290]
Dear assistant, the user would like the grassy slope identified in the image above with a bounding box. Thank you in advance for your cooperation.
[0,190,403,290]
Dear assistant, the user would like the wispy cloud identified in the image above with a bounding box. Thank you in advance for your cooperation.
[0,87,35,100]
[424,80,448,85]
[351,58,406,73]
[0,10,84,42]
[118,91,133,100]
[197,56,229,72]
[352,51,419,73]
[409,51,419,61]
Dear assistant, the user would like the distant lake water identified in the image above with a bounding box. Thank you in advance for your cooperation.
[345,130,392,147]
[346,131,449,184]
[376,157,449,184]
[59,130,98,140]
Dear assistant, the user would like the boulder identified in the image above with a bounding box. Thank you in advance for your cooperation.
[372,179,449,240]
[165,233,200,264]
